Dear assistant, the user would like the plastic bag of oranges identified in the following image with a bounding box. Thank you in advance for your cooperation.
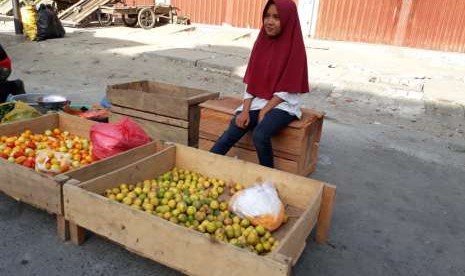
[35,149,72,174]
[229,181,286,232]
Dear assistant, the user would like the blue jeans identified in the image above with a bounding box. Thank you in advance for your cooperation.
[210,108,296,168]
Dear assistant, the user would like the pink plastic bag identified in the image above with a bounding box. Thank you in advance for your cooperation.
[90,117,151,160]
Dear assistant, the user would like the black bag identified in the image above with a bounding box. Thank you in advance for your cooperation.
[37,4,65,41]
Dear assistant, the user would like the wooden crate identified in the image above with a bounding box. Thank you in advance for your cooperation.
[107,80,219,147]
[63,144,336,276]
[0,113,168,240]
[199,97,325,176]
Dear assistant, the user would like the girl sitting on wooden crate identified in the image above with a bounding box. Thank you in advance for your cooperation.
[210,0,309,168]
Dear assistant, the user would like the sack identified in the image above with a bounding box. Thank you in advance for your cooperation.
[90,117,151,160]
[1,101,41,123]
[37,4,65,41]
[20,5,38,41]
[229,181,286,232]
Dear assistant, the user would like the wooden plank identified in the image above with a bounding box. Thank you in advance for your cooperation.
[77,147,176,195]
[302,118,324,175]
[108,88,189,120]
[315,184,337,244]
[275,186,323,265]
[64,184,290,276]
[58,112,95,139]
[188,106,200,147]
[64,141,169,183]
[199,97,324,128]
[199,108,305,158]
[110,112,189,145]
[186,91,220,105]
[0,158,62,214]
[175,144,324,210]
[0,113,58,136]
[199,138,299,175]
[107,81,218,121]
[69,221,86,245]
[110,105,189,128]
[57,214,70,241]
[200,132,298,162]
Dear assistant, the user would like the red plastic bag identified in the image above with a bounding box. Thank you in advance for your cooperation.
[90,117,151,160]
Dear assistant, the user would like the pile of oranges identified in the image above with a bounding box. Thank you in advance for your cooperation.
[0,128,93,173]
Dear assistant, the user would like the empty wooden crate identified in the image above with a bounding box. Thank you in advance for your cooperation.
[199,97,325,176]
[107,80,219,147]
[63,144,336,276]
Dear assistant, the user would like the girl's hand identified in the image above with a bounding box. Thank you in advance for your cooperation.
[235,111,250,129]
[258,108,269,123]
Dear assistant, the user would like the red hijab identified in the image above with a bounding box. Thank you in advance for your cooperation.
[244,0,309,100]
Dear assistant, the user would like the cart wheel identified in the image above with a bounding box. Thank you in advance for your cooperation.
[138,7,156,29]
[122,14,138,27]
[98,12,113,27]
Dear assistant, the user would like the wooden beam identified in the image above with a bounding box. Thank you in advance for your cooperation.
[315,184,336,244]
[56,215,70,241]
[69,221,86,245]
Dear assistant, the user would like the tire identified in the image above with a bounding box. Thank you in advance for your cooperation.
[138,8,156,29]
[98,12,113,27]
[122,14,138,27]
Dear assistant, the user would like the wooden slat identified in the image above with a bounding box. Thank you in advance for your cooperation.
[315,184,337,244]
[0,113,58,136]
[77,147,176,195]
[110,105,189,128]
[58,112,96,139]
[110,112,189,145]
[199,138,299,175]
[275,186,323,264]
[0,158,62,214]
[57,214,70,241]
[199,108,305,158]
[64,141,169,183]
[107,81,219,120]
[199,97,324,128]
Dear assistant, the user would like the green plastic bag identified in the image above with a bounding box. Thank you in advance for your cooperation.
[1,101,41,123]
[0,102,16,121]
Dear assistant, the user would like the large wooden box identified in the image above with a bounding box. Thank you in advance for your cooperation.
[199,97,324,176]
[63,144,336,276]
[107,81,219,146]
[0,113,168,239]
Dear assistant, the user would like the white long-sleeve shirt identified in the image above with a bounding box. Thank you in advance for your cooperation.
[235,91,302,119]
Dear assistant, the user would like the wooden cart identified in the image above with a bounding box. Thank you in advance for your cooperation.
[97,2,181,29]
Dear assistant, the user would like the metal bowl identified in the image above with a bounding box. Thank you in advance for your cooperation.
[9,93,47,107]
[37,95,70,110]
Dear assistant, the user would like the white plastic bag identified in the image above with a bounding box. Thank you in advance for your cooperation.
[229,181,285,232]
[35,149,72,174]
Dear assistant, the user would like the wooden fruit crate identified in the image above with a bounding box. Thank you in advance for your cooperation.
[199,97,325,176]
[63,144,336,276]
[107,80,219,147]
[0,113,168,239]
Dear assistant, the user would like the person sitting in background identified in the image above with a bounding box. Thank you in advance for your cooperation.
[0,44,25,103]
[210,0,309,168]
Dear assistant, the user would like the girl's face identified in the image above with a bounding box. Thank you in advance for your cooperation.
[264,4,281,37]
